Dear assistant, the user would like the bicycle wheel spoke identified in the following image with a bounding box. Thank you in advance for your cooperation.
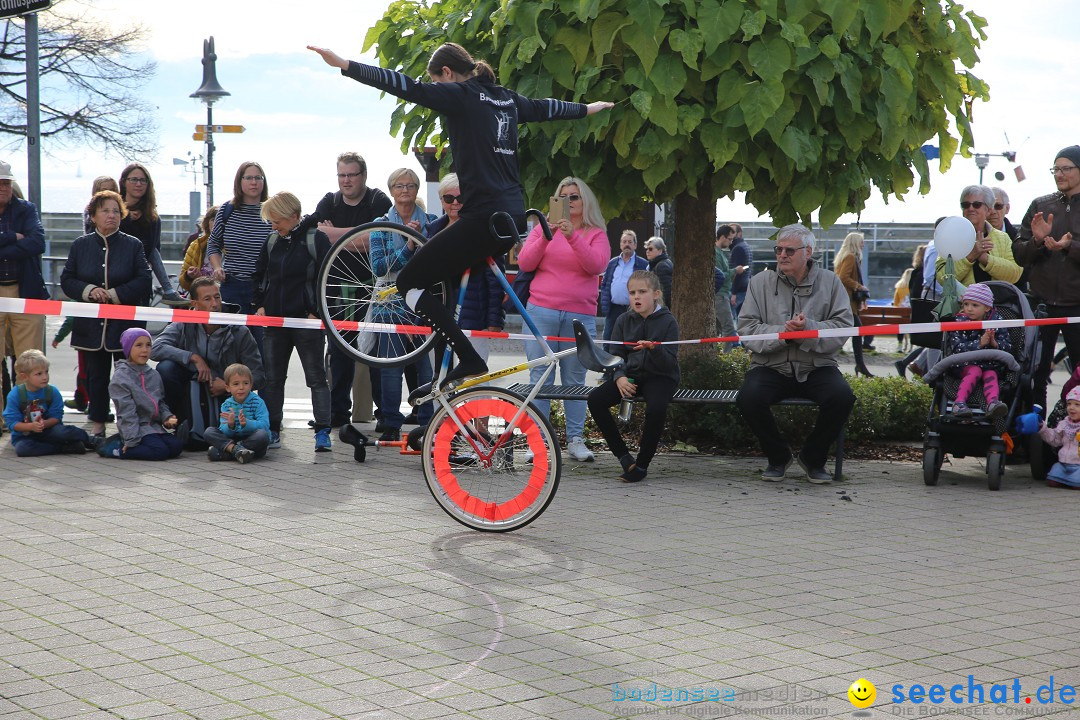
[317,220,449,368]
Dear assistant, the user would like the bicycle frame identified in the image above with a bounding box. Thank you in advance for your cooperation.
[420,252,578,464]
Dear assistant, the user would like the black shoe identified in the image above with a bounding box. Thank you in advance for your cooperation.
[403,411,419,425]
[894,359,907,379]
[618,453,635,472]
[620,465,648,483]
[175,419,190,448]
[855,365,874,377]
[438,357,487,390]
[379,429,401,442]
[374,419,387,434]
[61,440,87,454]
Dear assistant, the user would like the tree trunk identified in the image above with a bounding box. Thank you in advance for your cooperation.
[670,183,716,360]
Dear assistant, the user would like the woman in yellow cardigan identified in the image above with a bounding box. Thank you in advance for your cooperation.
[935,185,1022,289]
[834,231,874,377]
[178,206,219,293]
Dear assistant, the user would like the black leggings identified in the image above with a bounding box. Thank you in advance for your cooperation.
[588,376,678,470]
[396,212,523,296]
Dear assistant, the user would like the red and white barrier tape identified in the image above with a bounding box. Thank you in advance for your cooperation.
[2,297,1076,347]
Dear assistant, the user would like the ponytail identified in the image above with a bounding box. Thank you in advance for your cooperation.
[428,42,495,83]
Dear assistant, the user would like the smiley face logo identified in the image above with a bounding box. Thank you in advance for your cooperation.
[847,678,876,708]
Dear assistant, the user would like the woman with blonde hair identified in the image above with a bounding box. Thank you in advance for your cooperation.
[833,231,873,377]
[517,176,611,462]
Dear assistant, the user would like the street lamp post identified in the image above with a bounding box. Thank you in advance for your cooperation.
[190,37,229,208]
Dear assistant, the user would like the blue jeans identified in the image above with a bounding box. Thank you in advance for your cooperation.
[221,277,263,355]
[147,247,175,295]
[523,303,595,439]
[13,424,90,456]
[732,290,747,323]
[122,432,184,460]
[377,332,433,430]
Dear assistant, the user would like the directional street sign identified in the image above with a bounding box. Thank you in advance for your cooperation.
[194,124,245,134]
[0,0,52,19]
[193,133,206,141]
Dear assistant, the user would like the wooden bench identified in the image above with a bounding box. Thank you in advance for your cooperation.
[505,383,844,481]
[858,305,911,326]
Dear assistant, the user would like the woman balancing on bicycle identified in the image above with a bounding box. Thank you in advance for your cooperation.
[308,42,614,388]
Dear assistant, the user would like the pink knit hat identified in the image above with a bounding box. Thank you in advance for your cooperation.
[962,283,994,309]
[1067,387,1080,404]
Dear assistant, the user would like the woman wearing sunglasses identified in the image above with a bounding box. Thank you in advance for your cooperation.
[934,184,1021,289]
[517,176,610,463]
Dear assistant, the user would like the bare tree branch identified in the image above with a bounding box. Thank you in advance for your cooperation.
[0,0,158,158]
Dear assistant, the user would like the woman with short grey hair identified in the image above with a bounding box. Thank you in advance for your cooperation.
[934,184,1021,288]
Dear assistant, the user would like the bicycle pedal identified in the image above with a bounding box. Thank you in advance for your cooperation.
[375,286,399,301]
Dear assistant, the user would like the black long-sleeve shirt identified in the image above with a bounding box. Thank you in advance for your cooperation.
[342,61,587,218]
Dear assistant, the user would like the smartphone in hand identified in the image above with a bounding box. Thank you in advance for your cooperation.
[549,195,568,224]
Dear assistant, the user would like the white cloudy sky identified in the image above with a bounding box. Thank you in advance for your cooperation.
[4,0,1079,227]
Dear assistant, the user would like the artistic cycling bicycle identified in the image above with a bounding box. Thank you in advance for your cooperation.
[316,210,620,532]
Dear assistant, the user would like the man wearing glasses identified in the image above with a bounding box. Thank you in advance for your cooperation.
[313,152,392,427]
[735,224,855,484]
[1014,145,1080,407]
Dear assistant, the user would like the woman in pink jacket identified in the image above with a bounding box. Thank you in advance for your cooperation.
[517,176,610,462]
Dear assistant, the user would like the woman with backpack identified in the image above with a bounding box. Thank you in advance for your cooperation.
[206,162,272,350]
[251,191,332,453]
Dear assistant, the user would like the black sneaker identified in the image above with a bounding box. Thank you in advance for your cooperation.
[379,429,401,442]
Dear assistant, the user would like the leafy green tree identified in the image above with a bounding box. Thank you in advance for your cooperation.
[364,0,987,346]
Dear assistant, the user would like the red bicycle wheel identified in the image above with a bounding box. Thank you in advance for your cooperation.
[422,387,561,532]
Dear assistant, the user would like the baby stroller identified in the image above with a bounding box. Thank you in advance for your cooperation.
[921,281,1043,490]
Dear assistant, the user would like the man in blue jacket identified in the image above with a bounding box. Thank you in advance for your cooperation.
[0,161,47,363]
[599,230,648,341]
[728,223,752,321]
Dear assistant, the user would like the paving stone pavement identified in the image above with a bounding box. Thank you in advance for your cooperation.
[2,436,1079,720]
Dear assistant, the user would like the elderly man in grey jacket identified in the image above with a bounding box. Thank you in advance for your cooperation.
[735,224,856,483]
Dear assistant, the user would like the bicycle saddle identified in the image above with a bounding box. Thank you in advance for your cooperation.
[573,319,624,373]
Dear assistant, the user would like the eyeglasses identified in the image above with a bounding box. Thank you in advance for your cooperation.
[442,194,462,204]
[1051,165,1078,175]
[337,172,363,180]
[993,203,1005,210]
[959,201,985,210]
[773,245,805,256]
[126,177,148,185]
[242,175,264,182]
[559,193,582,202]
[391,183,419,191]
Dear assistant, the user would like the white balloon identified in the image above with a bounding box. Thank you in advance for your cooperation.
[934,216,976,259]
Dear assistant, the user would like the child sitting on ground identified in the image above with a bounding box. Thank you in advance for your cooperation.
[3,349,96,456]
[587,270,680,483]
[205,363,270,463]
[99,328,184,460]
[1038,386,1080,489]
[947,283,1011,420]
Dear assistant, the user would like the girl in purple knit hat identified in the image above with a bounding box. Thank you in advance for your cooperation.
[97,328,184,460]
[947,283,1012,419]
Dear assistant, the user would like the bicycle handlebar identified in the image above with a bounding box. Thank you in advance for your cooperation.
[488,209,553,244]
[525,209,553,241]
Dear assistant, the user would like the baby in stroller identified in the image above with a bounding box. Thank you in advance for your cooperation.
[1038,386,1080,489]
[947,283,1011,420]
